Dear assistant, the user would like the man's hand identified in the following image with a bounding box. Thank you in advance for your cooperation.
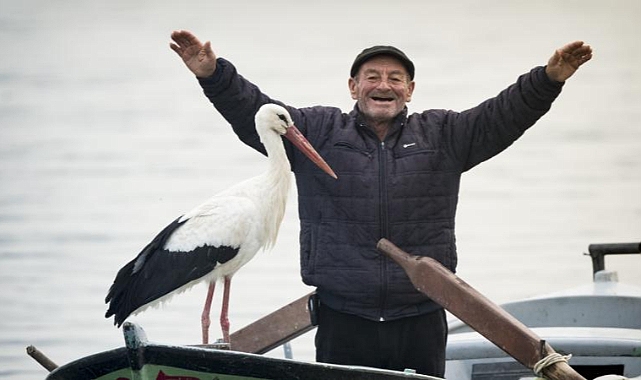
[546,41,593,82]
[170,30,217,78]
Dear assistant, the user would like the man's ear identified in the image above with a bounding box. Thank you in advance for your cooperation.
[348,77,358,100]
[406,81,415,102]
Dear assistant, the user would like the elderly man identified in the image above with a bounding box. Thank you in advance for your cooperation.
[170,30,592,376]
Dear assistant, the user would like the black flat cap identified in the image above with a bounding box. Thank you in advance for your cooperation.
[350,45,415,80]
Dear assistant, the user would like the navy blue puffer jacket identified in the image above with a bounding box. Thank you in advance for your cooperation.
[199,58,563,321]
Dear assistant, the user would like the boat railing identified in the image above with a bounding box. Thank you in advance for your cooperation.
[586,242,641,277]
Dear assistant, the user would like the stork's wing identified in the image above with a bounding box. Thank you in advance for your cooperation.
[105,196,259,327]
[168,195,260,252]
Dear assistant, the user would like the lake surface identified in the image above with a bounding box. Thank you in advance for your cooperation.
[1,1,640,378]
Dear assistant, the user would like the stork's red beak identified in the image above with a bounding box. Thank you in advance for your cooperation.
[284,125,337,179]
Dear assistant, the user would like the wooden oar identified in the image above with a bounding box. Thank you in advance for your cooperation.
[229,292,315,354]
[376,238,586,380]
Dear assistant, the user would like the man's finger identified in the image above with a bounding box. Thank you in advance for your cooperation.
[560,40,585,53]
[171,30,199,49]
[571,45,592,56]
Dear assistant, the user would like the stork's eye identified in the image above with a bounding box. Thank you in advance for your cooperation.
[277,114,288,123]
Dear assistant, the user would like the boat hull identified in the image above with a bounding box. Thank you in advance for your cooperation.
[46,323,439,380]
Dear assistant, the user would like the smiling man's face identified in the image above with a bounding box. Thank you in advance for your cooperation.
[349,55,415,128]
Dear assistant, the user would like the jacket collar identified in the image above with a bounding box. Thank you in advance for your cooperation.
[330,105,408,153]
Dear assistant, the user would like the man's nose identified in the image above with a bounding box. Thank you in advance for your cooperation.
[376,79,392,90]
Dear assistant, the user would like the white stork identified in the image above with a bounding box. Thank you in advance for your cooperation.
[105,103,336,345]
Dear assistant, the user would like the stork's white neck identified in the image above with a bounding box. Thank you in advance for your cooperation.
[256,129,292,250]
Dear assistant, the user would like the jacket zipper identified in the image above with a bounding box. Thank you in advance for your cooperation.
[378,140,389,321]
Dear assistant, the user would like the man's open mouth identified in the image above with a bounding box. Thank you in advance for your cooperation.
[371,96,394,102]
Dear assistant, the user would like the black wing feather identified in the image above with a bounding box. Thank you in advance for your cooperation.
[105,216,239,327]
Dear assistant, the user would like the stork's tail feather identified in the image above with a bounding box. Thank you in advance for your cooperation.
[104,258,137,327]
[104,217,186,327]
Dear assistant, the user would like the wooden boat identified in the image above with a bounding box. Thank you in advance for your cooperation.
[444,242,641,379]
[43,322,440,380]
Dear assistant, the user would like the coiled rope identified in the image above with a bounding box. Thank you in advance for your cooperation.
[533,352,572,377]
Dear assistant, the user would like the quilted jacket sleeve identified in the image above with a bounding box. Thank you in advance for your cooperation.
[197,58,282,156]
[445,66,564,171]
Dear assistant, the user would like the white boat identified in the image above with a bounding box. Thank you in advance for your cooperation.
[445,242,641,380]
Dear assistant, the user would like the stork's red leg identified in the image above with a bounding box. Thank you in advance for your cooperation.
[201,281,216,344]
[220,276,232,343]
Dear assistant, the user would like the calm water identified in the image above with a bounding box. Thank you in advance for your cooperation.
[1,1,640,378]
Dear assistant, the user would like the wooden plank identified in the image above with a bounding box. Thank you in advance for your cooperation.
[229,292,315,354]
[376,238,586,380]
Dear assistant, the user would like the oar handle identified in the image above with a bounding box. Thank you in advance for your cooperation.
[26,345,58,372]
[376,238,586,380]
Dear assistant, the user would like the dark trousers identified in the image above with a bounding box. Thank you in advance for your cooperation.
[315,304,447,377]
